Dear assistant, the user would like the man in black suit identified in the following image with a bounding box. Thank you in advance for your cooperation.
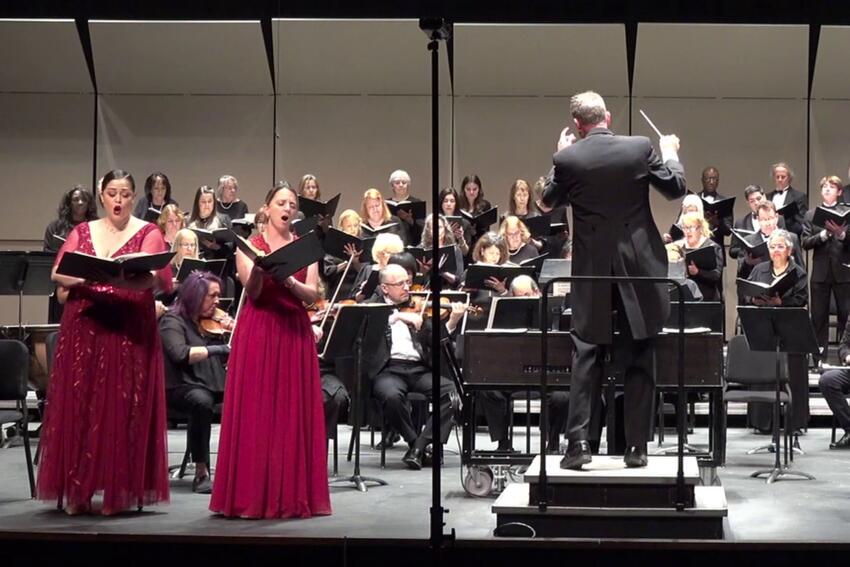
[801,175,850,357]
[768,162,807,237]
[734,201,803,282]
[538,91,687,469]
[819,318,850,449]
[698,166,732,254]
[366,264,460,469]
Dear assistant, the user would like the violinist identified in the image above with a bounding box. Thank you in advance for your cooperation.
[160,270,232,494]
[671,211,723,301]
[367,264,461,470]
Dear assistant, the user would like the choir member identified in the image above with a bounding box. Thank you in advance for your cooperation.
[459,174,493,243]
[663,194,703,244]
[156,204,185,249]
[388,169,425,245]
[419,214,464,289]
[215,175,249,222]
[507,178,540,220]
[298,173,321,200]
[350,232,404,302]
[323,209,364,300]
[171,228,200,274]
[768,162,807,237]
[360,188,408,244]
[188,185,233,259]
[743,229,809,436]
[735,201,803,281]
[159,271,232,493]
[818,318,850,448]
[37,169,172,515]
[802,175,850,357]
[133,172,177,223]
[732,184,768,234]
[674,211,723,301]
[697,166,733,253]
[499,215,543,264]
[439,187,472,256]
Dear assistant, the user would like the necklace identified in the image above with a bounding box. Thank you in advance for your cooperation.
[218,199,234,210]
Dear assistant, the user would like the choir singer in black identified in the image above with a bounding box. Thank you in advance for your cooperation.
[538,91,687,469]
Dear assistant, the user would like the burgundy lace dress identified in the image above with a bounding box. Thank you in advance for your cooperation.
[36,221,172,514]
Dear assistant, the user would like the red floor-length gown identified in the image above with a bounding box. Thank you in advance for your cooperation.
[210,233,331,518]
[36,222,172,513]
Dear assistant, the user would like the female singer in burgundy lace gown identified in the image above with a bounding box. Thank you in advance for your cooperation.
[37,169,173,514]
[210,183,331,518]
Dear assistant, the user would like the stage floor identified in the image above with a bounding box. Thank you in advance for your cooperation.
[0,425,848,543]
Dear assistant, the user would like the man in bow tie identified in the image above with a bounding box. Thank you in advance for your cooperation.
[768,162,807,237]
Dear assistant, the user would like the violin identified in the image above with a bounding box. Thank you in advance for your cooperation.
[399,296,482,321]
[199,308,235,337]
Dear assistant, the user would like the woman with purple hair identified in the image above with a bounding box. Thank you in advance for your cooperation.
[159,271,233,494]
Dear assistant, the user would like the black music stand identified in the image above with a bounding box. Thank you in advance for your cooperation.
[738,306,818,483]
[324,303,393,492]
[0,252,55,338]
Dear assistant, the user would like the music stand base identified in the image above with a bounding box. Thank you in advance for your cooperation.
[329,474,388,493]
[750,466,815,484]
[653,443,700,455]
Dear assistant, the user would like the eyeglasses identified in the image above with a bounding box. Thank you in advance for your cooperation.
[682,225,700,232]
[768,243,789,251]
[179,242,197,249]
[384,279,412,288]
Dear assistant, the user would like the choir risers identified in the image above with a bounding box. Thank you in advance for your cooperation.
[492,455,726,539]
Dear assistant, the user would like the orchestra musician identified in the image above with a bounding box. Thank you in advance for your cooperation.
[37,169,173,515]
[818,318,850,449]
[673,211,724,301]
[133,172,178,223]
[366,264,461,470]
[538,90,686,469]
[742,229,810,437]
[499,215,544,264]
[43,185,99,323]
[159,271,232,494]
[209,182,330,519]
[157,204,185,249]
[439,187,472,257]
[801,175,850,358]
[388,169,425,245]
[768,162,807,237]
[215,175,249,223]
[360,188,409,245]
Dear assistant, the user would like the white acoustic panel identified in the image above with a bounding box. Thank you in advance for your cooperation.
[454,24,628,97]
[273,19,448,95]
[90,21,272,95]
[810,100,850,193]
[96,95,274,211]
[275,94,452,215]
[0,94,94,241]
[0,20,92,93]
[634,24,808,99]
[812,26,850,99]
[454,95,629,211]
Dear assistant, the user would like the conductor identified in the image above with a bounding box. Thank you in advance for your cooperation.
[538,91,687,469]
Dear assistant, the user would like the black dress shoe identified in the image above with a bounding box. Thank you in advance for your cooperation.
[624,445,648,468]
[830,432,850,450]
[376,431,401,450]
[402,445,423,470]
[560,440,591,470]
[192,475,213,494]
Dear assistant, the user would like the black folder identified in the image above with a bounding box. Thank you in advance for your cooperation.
[360,268,381,299]
[812,206,850,228]
[361,222,399,237]
[519,252,549,277]
[700,195,736,218]
[731,229,768,258]
[461,207,499,231]
[684,245,717,271]
[464,263,534,290]
[232,229,324,281]
[487,296,540,330]
[386,199,427,221]
[523,215,552,238]
[298,193,341,220]
[736,269,800,299]
[324,227,374,261]
[777,199,798,219]
[191,227,234,245]
[175,258,227,282]
[56,251,175,281]
[292,216,319,237]
[669,224,684,241]
[231,215,255,230]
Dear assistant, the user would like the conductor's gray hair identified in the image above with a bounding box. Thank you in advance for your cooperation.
[570,91,608,126]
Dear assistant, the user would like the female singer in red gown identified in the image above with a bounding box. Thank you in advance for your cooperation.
[37,169,173,514]
[210,183,331,518]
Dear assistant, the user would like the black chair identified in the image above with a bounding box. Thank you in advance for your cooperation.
[0,340,36,497]
[723,335,792,468]
[168,404,222,480]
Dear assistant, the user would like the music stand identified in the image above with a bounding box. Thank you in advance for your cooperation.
[738,306,818,483]
[324,303,393,492]
[0,252,55,339]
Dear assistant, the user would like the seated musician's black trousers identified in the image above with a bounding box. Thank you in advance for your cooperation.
[811,280,850,355]
[321,372,350,439]
[372,360,456,448]
[477,390,569,449]
[166,385,223,465]
[567,332,654,448]
[819,368,850,431]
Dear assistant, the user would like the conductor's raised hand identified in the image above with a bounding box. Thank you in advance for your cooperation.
[557,127,576,152]
[659,134,681,161]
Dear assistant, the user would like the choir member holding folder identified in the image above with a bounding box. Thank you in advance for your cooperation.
[732,200,803,281]
[672,211,723,301]
[802,175,850,356]
[387,169,426,245]
[210,183,330,519]
[696,167,734,253]
[459,174,496,243]
[215,175,249,223]
[360,188,408,244]
[133,172,178,223]
[439,187,472,257]
[499,215,544,265]
[322,209,365,300]
[156,204,185,249]
[188,185,233,257]
[38,169,173,515]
